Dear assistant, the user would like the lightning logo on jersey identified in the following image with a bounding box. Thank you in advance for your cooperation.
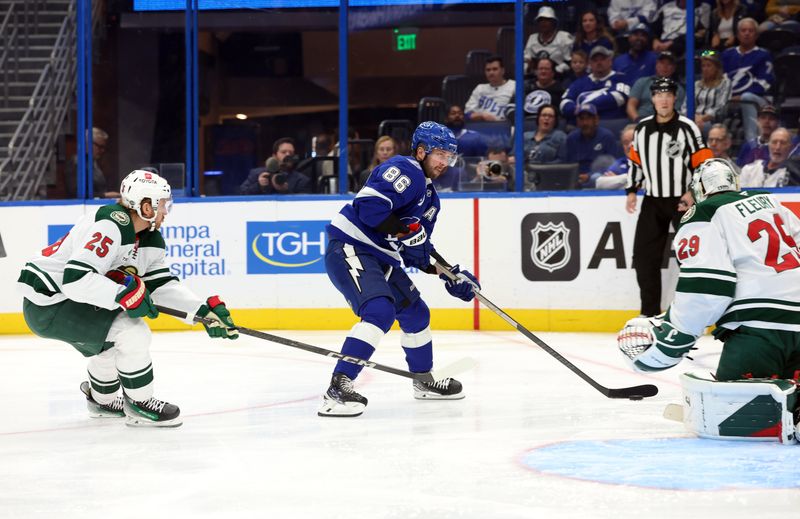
[343,244,365,292]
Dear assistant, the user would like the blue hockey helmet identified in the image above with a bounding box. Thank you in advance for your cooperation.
[411,121,458,166]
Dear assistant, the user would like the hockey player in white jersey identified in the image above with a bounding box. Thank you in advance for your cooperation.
[17,170,239,427]
[617,159,800,441]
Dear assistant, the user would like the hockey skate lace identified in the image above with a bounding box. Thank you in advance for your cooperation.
[339,376,355,394]
[429,378,451,390]
[107,396,124,412]
[141,397,166,413]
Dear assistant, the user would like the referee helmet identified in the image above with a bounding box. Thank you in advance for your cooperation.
[650,77,678,95]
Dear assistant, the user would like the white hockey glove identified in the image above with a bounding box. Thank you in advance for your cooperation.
[617,317,696,373]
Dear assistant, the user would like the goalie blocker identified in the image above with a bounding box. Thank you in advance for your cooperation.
[675,373,798,445]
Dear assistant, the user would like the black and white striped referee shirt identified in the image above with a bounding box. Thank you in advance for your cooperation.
[626,111,712,197]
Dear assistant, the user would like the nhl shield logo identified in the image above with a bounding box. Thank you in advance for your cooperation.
[521,213,580,281]
[666,138,684,158]
[530,222,571,272]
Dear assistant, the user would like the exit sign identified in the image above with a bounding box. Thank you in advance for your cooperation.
[393,28,418,51]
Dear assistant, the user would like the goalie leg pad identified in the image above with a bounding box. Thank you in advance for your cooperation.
[679,372,798,445]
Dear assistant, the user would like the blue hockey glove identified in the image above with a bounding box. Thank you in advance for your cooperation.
[398,223,433,270]
[115,275,159,319]
[197,296,239,340]
[440,264,480,302]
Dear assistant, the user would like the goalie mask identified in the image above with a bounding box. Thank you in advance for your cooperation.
[690,158,740,203]
[120,169,173,231]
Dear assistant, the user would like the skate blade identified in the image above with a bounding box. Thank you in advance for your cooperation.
[125,416,183,428]
[413,391,466,401]
[88,411,125,419]
[317,398,365,417]
[86,404,124,419]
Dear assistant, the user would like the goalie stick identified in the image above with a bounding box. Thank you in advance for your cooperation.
[155,305,476,384]
[431,251,658,400]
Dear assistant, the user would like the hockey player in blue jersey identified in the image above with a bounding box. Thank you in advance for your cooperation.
[318,121,480,417]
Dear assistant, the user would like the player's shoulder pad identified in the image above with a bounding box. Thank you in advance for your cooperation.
[94,203,136,245]
[681,191,756,225]
[138,229,166,250]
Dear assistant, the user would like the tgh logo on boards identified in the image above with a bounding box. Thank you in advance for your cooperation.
[521,213,580,281]
[247,220,328,274]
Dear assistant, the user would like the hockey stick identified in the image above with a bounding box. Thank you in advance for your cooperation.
[155,305,476,384]
[431,251,658,400]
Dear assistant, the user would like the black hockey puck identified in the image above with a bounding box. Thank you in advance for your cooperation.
[629,395,644,401]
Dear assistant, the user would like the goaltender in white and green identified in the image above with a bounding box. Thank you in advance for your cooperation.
[617,158,800,444]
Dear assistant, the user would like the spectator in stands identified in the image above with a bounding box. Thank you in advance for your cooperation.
[562,49,589,90]
[359,136,398,188]
[465,56,516,122]
[707,124,739,168]
[608,0,657,35]
[444,104,487,158]
[613,23,658,86]
[524,58,565,114]
[736,104,780,166]
[573,9,616,57]
[523,6,575,76]
[65,127,119,199]
[694,49,732,133]
[707,0,747,50]
[566,104,622,187]
[627,52,686,121]
[561,44,630,122]
[652,0,711,57]
[519,104,567,165]
[739,127,794,187]
[240,137,312,195]
[759,0,800,32]
[591,123,637,189]
[722,17,774,143]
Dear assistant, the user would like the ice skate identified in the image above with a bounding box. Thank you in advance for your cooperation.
[123,394,182,428]
[318,373,368,417]
[413,377,464,400]
[80,381,124,418]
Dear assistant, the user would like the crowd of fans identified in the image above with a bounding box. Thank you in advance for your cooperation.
[235,1,800,195]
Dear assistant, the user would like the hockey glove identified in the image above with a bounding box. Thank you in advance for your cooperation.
[197,296,239,340]
[115,275,159,319]
[398,222,433,270]
[439,264,480,302]
[617,317,696,373]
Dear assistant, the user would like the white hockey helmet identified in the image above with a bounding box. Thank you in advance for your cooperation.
[690,158,740,203]
[119,169,172,230]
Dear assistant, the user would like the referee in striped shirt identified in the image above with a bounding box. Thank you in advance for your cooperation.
[626,77,713,317]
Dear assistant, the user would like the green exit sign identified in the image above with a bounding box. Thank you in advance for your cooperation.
[393,28,418,51]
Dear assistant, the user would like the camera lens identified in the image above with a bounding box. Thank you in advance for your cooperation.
[274,173,288,184]
[488,161,503,175]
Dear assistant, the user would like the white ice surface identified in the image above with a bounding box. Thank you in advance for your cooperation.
[1,330,798,519]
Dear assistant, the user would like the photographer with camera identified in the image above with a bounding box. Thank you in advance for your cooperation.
[240,137,312,195]
[473,147,511,190]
